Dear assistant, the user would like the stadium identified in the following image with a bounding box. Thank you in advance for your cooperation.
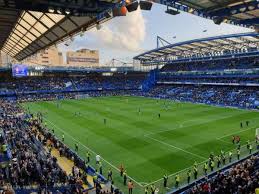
[0,0,259,194]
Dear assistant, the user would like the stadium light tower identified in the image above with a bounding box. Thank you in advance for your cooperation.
[165,6,180,15]
[213,17,224,25]
[96,22,102,30]
[126,0,153,12]
[139,0,153,10]
[126,0,139,12]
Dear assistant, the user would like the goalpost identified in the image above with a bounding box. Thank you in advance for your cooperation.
[256,128,259,140]
[75,94,90,99]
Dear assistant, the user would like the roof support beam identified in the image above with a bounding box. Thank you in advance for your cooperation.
[44,14,68,34]
[26,12,60,39]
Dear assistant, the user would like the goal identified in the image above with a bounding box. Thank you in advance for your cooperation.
[75,94,90,99]
[256,128,259,140]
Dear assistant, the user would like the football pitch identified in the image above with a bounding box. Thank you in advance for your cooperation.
[23,96,259,189]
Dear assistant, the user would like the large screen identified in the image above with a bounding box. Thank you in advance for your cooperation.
[12,64,28,77]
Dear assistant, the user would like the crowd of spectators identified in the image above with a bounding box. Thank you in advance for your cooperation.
[0,101,66,191]
[161,57,258,72]
[158,76,259,85]
[0,65,258,194]
[14,90,142,102]
[1,77,257,110]
[73,76,143,90]
[146,85,258,109]
[0,74,144,95]
[0,65,257,111]
[153,56,259,110]
[0,100,116,194]
[0,77,72,94]
[187,154,259,194]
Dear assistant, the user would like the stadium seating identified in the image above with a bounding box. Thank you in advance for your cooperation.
[0,55,258,194]
[186,154,259,194]
[151,55,259,109]
[146,85,258,109]
[0,100,115,194]
[0,73,144,95]
[158,76,259,85]
[161,56,258,72]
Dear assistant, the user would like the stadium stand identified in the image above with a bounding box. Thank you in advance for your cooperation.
[0,72,145,101]
[147,85,258,109]
[0,100,118,194]
[132,33,259,194]
[185,154,259,194]
[0,25,258,194]
[0,0,258,193]
[0,53,258,194]
[142,49,259,110]
[160,56,258,72]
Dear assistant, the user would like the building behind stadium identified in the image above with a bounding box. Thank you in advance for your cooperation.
[0,51,14,67]
[19,47,99,67]
[22,46,64,66]
[66,49,99,67]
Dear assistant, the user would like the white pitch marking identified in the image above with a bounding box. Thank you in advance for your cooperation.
[217,127,255,140]
[145,142,252,186]
[44,117,144,187]
[146,112,245,136]
[145,160,206,186]
[145,135,207,160]
[216,138,233,145]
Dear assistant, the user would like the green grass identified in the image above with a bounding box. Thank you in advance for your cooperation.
[22,96,259,193]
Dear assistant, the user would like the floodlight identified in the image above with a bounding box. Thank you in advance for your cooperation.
[213,17,224,25]
[48,7,55,13]
[165,8,180,15]
[96,23,102,30]
[139,1,152,11]
[126,1,139,12]
[230,9,237,14]
[239,7,247,12]
[57,8,63,14]
[65,8,71,15]
[248,6,255,10]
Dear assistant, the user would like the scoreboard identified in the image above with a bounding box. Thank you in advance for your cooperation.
[12,64,28,77]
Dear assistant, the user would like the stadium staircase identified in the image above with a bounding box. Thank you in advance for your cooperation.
[141,69,159,92]
[70,78,78,90]
[13,123,110,194]
[45,144,94,189]
[0,129,12,165]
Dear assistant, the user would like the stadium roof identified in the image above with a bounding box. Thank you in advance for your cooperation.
[0,0,258,62]
[134,33,259,63]
[154,0,259,29]
[0,0,121,61]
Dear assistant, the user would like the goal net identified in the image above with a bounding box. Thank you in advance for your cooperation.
[75,94,90,99]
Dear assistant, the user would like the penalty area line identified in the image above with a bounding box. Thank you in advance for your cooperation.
[216,138,233,145]
[146,112,245,137]
[145,141,253,187]
[217,127,256,140]
[44,117,144,187]
[145,135,207,160]
[145,160,206,186]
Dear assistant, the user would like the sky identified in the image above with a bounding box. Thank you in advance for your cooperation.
[58,3,254,65]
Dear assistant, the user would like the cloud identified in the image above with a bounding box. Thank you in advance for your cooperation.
[58,8,146,58]
[57,9,146,64]
[94,8,146,52]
